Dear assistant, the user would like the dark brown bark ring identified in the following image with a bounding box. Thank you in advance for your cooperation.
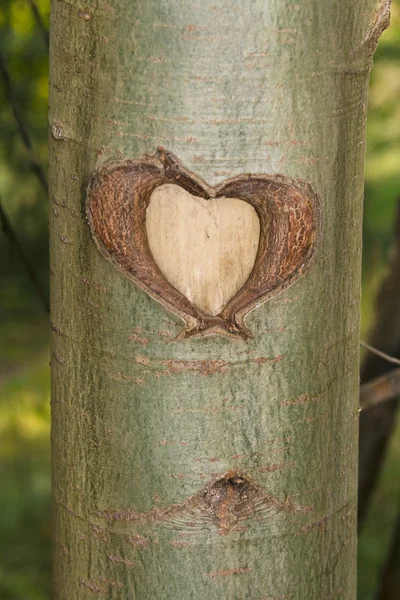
[86,147,321,340]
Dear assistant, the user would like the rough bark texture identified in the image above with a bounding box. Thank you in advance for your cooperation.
[49,1,389,598]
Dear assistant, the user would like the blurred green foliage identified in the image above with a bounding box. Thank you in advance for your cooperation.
[0,2,50,599]
[0,1,399,598]
[361,0,400,332]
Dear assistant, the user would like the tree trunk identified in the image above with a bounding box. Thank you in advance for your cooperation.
[49,1,389,598]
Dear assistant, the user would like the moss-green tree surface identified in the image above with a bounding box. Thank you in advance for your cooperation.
[49,1,390,598]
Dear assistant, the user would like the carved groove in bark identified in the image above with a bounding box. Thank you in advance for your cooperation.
[87,148,321,340]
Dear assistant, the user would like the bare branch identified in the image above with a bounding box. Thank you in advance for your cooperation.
[0,199,49,314]
[360,368,400,410]
[27,0,49,48]
[360,341,400,367]
[0,51,48,195]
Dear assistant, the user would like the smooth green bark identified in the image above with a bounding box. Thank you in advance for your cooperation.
[50,1,389,598]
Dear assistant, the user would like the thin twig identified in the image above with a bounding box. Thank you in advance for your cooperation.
[360,340,400,367]
[27,0,49,48]
[0,52,48,194]
[360,368,400,410]
[0,199,49,314]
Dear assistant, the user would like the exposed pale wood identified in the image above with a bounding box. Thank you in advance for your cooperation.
[87,153,319,340]
[146,183,260,315]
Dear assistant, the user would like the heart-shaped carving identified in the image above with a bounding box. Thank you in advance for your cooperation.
[87,148,320,340]
[146,184,261,316]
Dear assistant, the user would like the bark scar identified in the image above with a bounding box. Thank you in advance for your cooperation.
[366,0,391,51]
[96,471,312,534]
[350,0,391,60]
[87,148,321,340]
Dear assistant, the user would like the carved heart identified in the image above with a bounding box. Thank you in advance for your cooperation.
[87,148,320,340]
[146,184,260,316]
